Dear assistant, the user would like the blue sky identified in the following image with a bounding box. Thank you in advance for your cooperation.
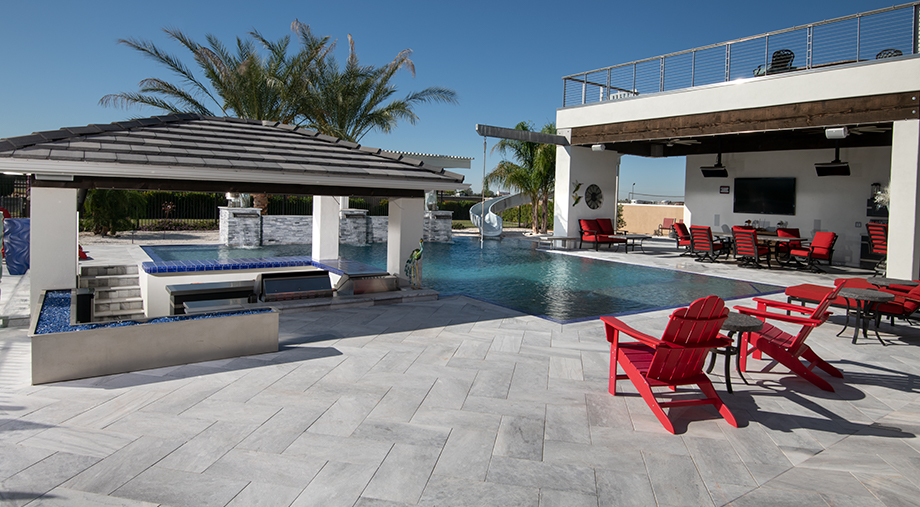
[0,0,897,198]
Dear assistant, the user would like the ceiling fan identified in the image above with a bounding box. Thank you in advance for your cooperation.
[663,138,701,147]
[848,125,892,135]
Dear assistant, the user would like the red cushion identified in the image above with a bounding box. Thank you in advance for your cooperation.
[596,218,616,235]
[785,284,832,301]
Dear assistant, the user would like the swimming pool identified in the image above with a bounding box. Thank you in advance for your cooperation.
[143,238,782,323]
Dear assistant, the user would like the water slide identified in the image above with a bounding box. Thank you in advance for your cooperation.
[469,193,531,237]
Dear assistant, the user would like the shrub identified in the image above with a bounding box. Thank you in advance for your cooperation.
[83,189,146,236]
[137,219,218,231]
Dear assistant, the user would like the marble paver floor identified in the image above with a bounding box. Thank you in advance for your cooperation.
[2,294,920,506]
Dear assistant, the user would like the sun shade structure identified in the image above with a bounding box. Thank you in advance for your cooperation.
[0,114,469,321]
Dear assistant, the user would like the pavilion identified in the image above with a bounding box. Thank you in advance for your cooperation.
[0,114,468,319]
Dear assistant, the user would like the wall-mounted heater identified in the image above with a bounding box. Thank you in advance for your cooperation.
[700,144,728,178]
[815,141,850,176]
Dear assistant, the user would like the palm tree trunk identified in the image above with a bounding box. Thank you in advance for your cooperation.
[541,193,549,234]
[531,198,540,234]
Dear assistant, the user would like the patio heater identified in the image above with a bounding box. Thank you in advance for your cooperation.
[815,127,850,176]
[700,139,728,178]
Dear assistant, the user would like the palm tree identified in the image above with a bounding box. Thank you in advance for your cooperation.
[485,122,557,234]
[100,20,330,124]
[300,35,457,142]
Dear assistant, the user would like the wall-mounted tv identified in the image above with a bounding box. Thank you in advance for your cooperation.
[733,177,796,215]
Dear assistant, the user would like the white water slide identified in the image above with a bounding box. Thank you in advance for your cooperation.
[469,193,531,237]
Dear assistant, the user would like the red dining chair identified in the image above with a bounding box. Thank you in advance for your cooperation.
[734,284,844,392]
[601,295,737,433]
[673,222,693,256]
[773,227,802,261]
[789,231,837,273]
[866,222,888,276]
[690,225,731,263]
[732,226,771,268]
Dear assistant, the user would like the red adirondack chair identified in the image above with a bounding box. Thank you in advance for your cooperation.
[734,284,844,392]
[601,295,737,433]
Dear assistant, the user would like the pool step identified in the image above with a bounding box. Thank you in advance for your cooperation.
[78,264,144,322]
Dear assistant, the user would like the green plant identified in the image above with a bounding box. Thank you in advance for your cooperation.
[83,189,146,236]
[617,203,626,230]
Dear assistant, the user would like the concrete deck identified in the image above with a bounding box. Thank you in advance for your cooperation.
[2,235,919,506]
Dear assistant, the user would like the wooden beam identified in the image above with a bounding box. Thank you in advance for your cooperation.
[30,176,425,198]
[572,92,919,145]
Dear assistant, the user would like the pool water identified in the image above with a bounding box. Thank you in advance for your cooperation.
[144,238,782,323]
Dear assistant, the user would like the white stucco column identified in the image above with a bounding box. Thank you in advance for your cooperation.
[887,119,920,279]
[387,197,424,279]
[552,136,622,238]
[312,196,340,261]
[30,186,78,321]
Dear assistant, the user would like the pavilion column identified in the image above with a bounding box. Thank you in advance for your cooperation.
[30,186,78,322]
[552,130,621,239]
[887,119,920,280]
[387,197,424,280]
[312,196,340,261]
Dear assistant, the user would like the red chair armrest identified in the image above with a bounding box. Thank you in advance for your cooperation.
[751,297,816,314]
[734,305,825,326]
[600,316,662,346]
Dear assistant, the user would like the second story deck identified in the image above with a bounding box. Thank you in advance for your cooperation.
[562,2,920,108]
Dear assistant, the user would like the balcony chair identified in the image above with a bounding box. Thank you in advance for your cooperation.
[877,48,903,59]
[732,226,771,268]
[578,219,625,251]
[773,227,802,262]
[753,49,795,76]
[734,284,845,392]
[601,295,737,434]
[789,231,837,272]
[866,222,888,276]
[690,225,731,263]
[657,218,676,237]
[674,222,693,256]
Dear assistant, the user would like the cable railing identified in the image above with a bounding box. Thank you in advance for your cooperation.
[562,2,920,107]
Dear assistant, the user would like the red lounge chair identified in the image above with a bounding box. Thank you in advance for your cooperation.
[732,226,771,268]
[789,231,837,272]
[674,222,693,256]
[866,222,888,275]
[786,278,873,308]
[578,219,625,251]
[690,225,731,263]
[875,284,920,327]
[734,284,844,392]
[658,218,676,237]
[601,295,737,433]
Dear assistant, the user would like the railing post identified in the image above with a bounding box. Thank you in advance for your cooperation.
[562,79,567,107]
[764,34,770,72]
[581,74,587,105]
[605,68,610,101]
[691,50,696,87]
[914,4,919,54]
[659,57,665,92]
[725,44,732,81]
[806,26,813,68]
[632,63,637,93]
[856,15,861,60]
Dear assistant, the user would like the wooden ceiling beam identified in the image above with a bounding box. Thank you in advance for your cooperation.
[572,91,918,145]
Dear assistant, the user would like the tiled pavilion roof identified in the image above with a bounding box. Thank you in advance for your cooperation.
[0,114,467,196]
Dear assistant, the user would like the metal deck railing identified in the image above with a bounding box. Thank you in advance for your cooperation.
[562,2,920,107]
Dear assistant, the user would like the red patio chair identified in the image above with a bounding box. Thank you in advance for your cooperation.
[866,222,888,275]
[875,284,920,327]
[658,218,676,237]
[789,231,837,272]
[673,222,693,256]
[773,227,802,261]
[595,218,617,236]
[732,226,770,268]
[734,284,844,392]
[690,225,731,263]
[601,295,737,434]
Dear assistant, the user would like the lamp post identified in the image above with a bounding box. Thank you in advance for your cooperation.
[630,182,636,201]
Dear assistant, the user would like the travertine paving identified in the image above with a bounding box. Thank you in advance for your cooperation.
[2,236,919,505]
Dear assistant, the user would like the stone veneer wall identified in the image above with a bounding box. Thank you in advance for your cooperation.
[218,207,452,247]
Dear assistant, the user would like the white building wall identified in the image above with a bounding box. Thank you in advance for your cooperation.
[684,146,891,267]
[553,142,622,237]
[30,187,78,321]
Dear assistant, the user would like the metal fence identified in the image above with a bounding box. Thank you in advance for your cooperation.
[563,2,920,107]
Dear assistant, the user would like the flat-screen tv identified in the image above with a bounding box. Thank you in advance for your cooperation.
[733,177,796,215]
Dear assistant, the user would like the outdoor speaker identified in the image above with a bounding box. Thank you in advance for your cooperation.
[700,167,728,178]
[815,161,850,176]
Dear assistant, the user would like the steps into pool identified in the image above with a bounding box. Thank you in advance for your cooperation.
[79,264,145,322]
